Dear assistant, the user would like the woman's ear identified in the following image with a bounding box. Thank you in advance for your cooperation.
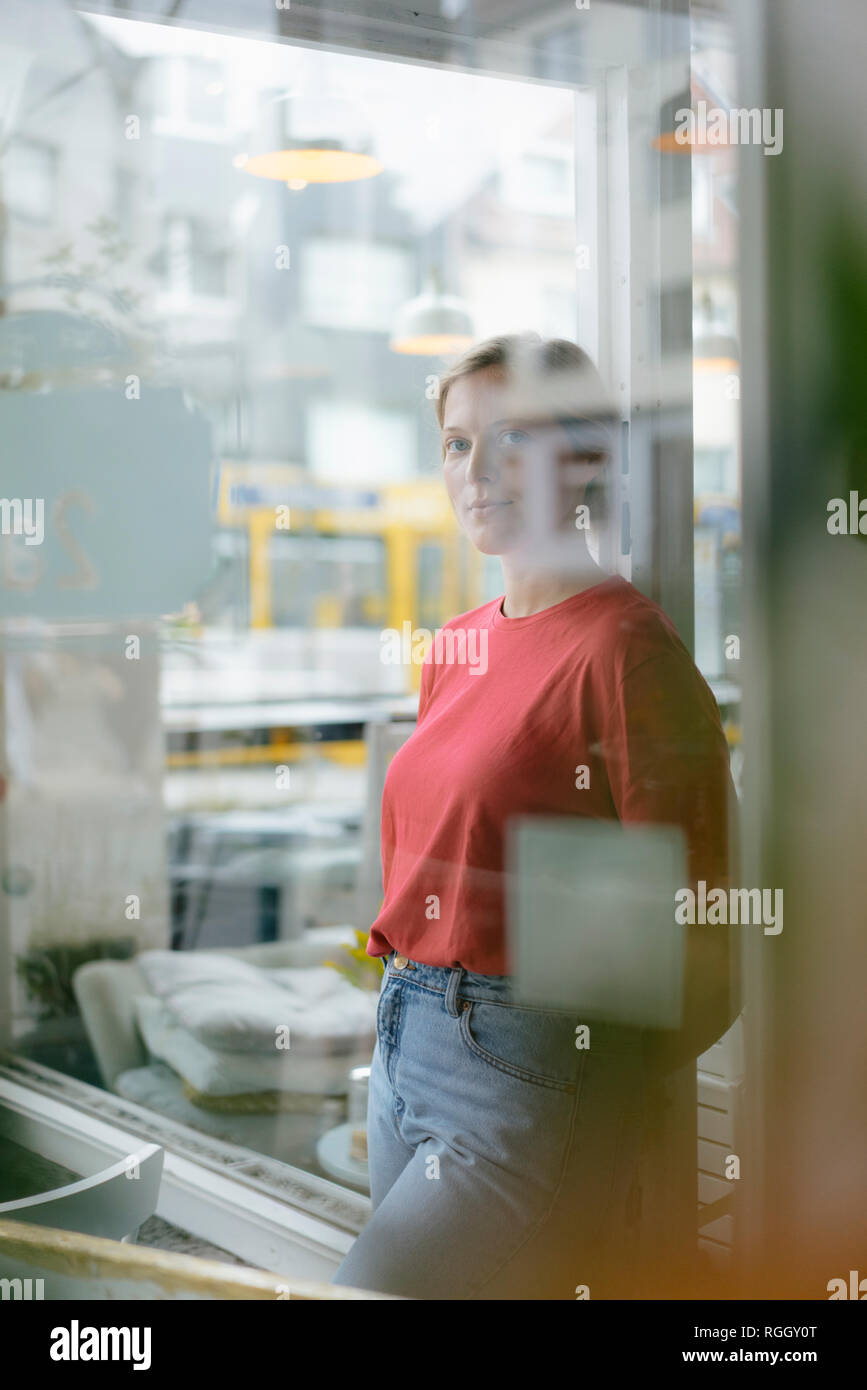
[579,456,610,527]
[567,450,606,498]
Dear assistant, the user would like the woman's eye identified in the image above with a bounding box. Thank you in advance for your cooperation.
[498,429,530,448]
[445,438,470,454]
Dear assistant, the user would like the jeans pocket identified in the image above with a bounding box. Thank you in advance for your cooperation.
[458,998,580,1092]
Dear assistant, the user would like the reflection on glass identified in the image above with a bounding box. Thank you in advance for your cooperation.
[0,2,741,1295]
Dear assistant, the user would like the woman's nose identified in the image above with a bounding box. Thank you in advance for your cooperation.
[466,437,497,483]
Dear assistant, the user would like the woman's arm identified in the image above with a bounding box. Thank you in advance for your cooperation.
[604,649,741,1068]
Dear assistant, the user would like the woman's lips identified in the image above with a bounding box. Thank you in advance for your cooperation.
[469,500,513,515]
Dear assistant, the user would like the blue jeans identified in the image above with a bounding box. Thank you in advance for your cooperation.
[332,953,651,1300]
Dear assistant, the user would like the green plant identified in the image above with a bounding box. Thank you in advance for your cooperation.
[16,937,137,1019]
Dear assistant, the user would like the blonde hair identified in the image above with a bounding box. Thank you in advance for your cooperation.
[434,332,615,431]
[434,331,618,520]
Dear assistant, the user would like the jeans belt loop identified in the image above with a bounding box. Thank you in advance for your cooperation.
[445,965,464,1018]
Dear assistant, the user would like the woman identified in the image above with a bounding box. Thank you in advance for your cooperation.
[333,333,737,1300]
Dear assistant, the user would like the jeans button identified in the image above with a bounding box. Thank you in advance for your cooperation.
[393,954,409,970]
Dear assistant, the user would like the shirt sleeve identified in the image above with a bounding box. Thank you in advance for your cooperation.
[604,650,734,892]
[603,649,740,1065]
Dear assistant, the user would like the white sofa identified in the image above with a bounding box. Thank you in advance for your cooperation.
[72,927,365,1165]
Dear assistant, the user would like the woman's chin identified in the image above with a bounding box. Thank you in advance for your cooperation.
[464,517,523,556]
[468,535,517,557]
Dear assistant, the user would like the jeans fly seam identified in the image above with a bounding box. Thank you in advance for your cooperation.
[389,983,408,1121]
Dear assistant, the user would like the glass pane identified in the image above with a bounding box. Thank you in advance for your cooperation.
[690,15,743,792]
[0,0,754,1306]
[0,3,589,1213]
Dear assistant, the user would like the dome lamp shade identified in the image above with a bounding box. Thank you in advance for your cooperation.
[389,273,474,356]
[240,93,383,185]
[241,144,382,184]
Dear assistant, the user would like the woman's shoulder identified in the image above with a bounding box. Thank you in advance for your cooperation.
[578,575,695,686]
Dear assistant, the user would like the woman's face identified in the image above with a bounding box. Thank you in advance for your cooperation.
[440,366,599,557]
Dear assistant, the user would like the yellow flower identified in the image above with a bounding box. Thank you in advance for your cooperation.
[322,931,380,991]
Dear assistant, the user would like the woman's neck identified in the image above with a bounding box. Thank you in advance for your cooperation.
[498,555,606,619]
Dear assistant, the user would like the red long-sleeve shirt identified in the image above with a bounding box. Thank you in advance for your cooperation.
[367,574,734,979]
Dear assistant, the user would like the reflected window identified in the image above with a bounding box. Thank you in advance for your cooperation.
[3,137,57,222]
[307,398,417,483]
[268,533,387,629]
[300,238,414,332]
[152,216,231,303]
[499,144,574,218]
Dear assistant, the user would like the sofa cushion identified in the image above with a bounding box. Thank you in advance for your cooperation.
[136,950,377,1054]
[134,995,374,1096]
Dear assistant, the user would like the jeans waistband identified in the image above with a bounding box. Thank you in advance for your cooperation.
[380,952,652,1048]
[383,950,505,995]
[380,950,575,1012]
